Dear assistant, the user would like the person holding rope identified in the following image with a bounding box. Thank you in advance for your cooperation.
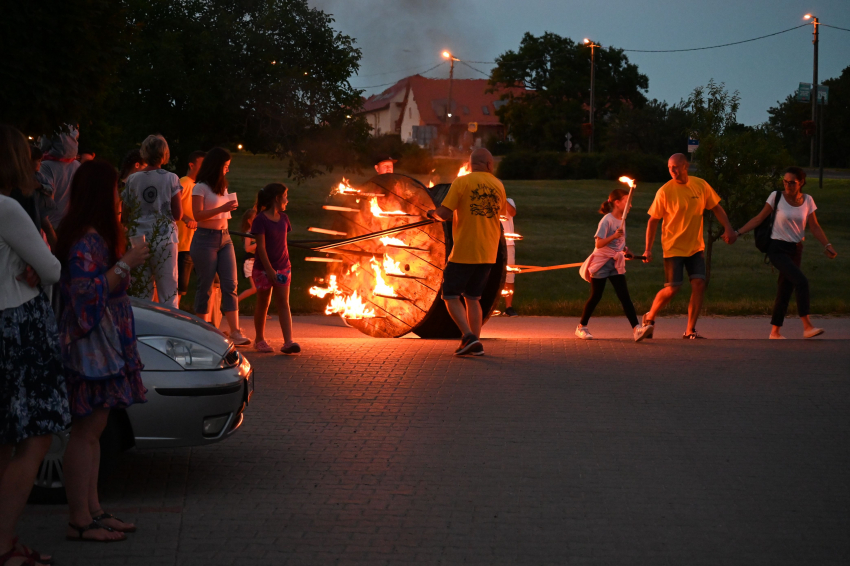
[735,167,837,339]
[427,148,507,356]
[642,153,736,339]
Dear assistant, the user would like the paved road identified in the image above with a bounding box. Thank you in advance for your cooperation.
[20,317,850,565]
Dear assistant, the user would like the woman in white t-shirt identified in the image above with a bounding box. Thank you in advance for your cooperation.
[123,134,182,308]
[737,167,837,339]
[189,147,250,346]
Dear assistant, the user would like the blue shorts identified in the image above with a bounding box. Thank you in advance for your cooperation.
[663,252,706,287]
[442,262,493,300]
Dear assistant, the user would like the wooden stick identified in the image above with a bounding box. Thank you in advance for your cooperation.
[323,205,360,213]
[309,227,348,236]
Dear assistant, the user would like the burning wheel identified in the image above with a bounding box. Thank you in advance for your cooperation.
[309,173,506,338]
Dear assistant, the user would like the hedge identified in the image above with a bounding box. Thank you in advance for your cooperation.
[497,151,668,182]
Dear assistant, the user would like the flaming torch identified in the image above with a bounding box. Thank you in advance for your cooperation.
[457,163,471,177]
[617,176,637,227]
[370,197,417,218]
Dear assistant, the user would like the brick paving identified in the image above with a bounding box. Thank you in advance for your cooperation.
[19,317,850,565]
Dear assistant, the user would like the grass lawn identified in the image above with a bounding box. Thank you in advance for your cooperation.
[180,153,850,318]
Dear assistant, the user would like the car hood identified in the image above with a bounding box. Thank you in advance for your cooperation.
[131,298,231,355]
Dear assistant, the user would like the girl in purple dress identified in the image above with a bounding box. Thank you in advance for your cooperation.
[55,161,150,543]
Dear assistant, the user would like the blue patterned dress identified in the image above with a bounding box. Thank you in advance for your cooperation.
[59,233,147,418]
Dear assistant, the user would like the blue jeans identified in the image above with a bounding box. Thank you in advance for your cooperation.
[190,228,238,314]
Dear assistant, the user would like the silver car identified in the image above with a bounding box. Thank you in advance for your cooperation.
[32,298,254,503]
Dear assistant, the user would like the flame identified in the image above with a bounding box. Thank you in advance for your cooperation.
[501,288,514,296]
[379,236,407,247]
[370,257,398,296]
[325,291,376,319]
[349,263,359,275]
[618,176,636,189]
[504,232,523,240]
[382,254,405,276]
[331,177,359,196]
[506,266,521,272]
[457,163,471,177]
[370,197,408,217]
[308,275,339,298]
[428,180,434,188]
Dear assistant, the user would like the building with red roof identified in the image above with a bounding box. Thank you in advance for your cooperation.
[358,75,526,149]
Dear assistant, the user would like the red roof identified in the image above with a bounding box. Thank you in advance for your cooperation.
[359,75,526,126]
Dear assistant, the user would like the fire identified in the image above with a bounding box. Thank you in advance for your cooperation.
[349,263,359,275]
[325,291,376,319]
[308,275,339,298]
[331,177,359,196]
[382,254,405,276]
[618,176,636,189]
[370,257,398,297]
[457,163,471,177]
[379,236,406,247]
[501,288,514,296]
[428,180,434,188]
[504,232,523,240]
[370,197,409,217]
[506,266,521,272]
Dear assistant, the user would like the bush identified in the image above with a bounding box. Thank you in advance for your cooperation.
[497,151,540,179]
[396,144,434,174]
[497,150,667,181]
[485,136,515,156]
[596,152,668,182]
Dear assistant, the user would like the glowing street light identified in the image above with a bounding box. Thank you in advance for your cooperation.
[237,144,243,150]
[803,13,820,171]
[583,39,601,153]
[442,50,460,120]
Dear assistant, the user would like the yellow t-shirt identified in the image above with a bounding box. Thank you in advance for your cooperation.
[177,176,195,252]
[647,176,721,258]
[441,172,507,264]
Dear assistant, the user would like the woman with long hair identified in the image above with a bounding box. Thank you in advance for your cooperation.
[55,161,150,542]
[190,147,250,345]
[736,166,838,338]
[0,125,69,566]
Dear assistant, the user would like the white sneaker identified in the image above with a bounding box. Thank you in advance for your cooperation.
[575,325,594,340]
[229,330,252,346]
[633,324,650,342]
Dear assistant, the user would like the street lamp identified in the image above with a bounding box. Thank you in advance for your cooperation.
[803,14,820,169]
[442,51,460,120]
[583,39,601,153]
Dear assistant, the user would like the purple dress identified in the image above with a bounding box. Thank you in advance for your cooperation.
[59,233,146,418]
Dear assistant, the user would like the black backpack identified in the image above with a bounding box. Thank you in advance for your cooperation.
[754,191,782,253]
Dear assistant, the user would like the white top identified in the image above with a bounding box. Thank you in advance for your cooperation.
[594,213,626,252]
[500,197,516,247]
[767,191,817,243]
[0,194,61,310]
[123,169,181,243]
[192,182,232,220]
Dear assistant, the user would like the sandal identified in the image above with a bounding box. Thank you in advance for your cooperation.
[683,330,706,339]
[12,537,52,565]
[0,547,35,566]
[91,511,137,533]
[66,521,127,543]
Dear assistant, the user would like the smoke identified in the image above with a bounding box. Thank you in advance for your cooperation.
[309,0,488,92]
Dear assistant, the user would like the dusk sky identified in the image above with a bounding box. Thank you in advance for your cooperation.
[310,0,850,125]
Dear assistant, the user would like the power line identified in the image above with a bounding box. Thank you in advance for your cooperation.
[354,61,447,78]
[351,62,445,89]
[459,60,491,77]
[822,23,850,32]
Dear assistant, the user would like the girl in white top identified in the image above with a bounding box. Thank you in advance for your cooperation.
[737,167,837,339]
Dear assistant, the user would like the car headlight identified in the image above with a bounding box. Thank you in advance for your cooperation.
[138,336,226,370]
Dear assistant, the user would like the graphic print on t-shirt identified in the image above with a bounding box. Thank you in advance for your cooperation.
[142,185,158,203]
[469,184,500,218]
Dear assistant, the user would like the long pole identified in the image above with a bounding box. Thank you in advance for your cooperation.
[810,17,819,168]
[819,102,824,188]
[447,58,454,126]
[589,44,596,153]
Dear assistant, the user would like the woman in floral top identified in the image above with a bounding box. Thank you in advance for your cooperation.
[55,161,150,543]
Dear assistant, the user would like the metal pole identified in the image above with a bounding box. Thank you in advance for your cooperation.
[818,102,824,188]
[447,59,454,123]
[589,44,595,153]
[810,17,819,168]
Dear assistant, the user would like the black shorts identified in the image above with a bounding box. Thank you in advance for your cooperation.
[442,262,493,300]
[177,251,193,294]
[663,251,706,287]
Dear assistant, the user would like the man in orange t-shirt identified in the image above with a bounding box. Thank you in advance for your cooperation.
[177,150,206,299]
[642,153,736,339]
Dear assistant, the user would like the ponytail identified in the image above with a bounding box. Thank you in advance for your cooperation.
[598,188,629,215]
[256,182,288,213]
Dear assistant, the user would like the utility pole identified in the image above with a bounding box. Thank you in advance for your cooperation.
[805,15,819,167]
[584,39,600,153]
[442,51,459,147]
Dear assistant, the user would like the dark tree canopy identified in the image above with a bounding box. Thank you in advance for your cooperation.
[767,65,850,169]
[604,99,692,156]
[489,32,649,152]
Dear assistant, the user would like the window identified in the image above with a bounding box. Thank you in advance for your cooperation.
[493,100,507,110]
[462,106,470,115]
[481,105,490,115]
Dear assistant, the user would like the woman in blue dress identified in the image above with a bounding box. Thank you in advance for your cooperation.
[55,161,150,543]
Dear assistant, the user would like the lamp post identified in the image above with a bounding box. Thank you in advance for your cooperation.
[803,14,819,168]
[442,51,460,149]
[583,39,601,153]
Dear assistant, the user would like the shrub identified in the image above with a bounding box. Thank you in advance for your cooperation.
[596,152,668,182]
[497,151,541,179]
[497,150,666,181]
[396,144,434,174]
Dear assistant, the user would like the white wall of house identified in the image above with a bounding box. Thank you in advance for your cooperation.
[363,88,406,136]
[399,93,422,143]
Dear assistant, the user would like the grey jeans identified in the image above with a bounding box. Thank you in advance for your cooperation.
[190,228,238,314]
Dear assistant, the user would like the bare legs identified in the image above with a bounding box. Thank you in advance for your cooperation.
[646,279,706,334]
[63,409,125,541]
[223,310,241,335]
[444,297,482,337]
[504,282,515,309]
[254,285,293,344]
[237,277,256,303]
[0,435,52,563]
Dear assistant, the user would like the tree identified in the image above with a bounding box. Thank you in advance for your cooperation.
[488,32,649,152]
[767,65,850,168]
[687,81,790,283]
[604,99,692,156]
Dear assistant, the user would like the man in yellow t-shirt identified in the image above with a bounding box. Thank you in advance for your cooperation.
[177,150,205,300]
[427,148,507,356]
[642,153,736,339]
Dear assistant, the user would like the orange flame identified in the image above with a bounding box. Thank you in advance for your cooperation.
[325,291,376,319]
[379,236,406,247]
[457,163,471,177]
[501,288,514,296]
[309,275,339,298]
[618,176,636,189]
[504,232,523,240]
[506,266,521,272]
[370,257,398,296]
[331,177,359,196]
[382,254,405,276]
[370,197,408,217]
[428,180,435,188]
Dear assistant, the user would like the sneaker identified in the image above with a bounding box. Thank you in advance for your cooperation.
[803,327,824,339]
[575,325,593,340]
[455,333,480,355]
[633,324,650,342]
[280,342,301,355]
[468,342,485,356]
[683,330,706,339]
[504,307,519,317]
[229,330,251,346]
[641,313,655,339]
[254,340,273,353]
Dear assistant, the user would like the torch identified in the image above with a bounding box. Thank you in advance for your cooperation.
[617,176,636,228]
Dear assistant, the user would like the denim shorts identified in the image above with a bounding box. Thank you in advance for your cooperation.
[663,251,706,287]
[442,262,493,300]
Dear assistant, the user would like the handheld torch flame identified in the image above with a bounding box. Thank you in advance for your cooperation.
[504,232,523,240]
[457,163,471,177]
[428,180,435,188]
[370,197,409,217]
[370,257,398,296]
[308,275,339,298]
[618,176,636,189]
[325,291,376,319]
[501,288,514,296]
